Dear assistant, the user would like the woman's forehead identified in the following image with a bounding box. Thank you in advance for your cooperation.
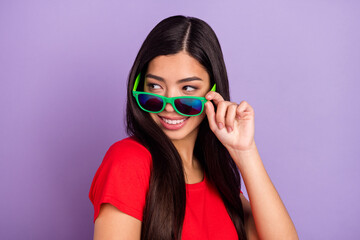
[146,52,209,84]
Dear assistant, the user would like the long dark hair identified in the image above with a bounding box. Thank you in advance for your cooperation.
[126,15,247,240]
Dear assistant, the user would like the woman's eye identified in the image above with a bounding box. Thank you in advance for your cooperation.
[183,85,197,92]
[148,83,161,90]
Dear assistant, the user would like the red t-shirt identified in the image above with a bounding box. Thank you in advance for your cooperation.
[89,137,239,239]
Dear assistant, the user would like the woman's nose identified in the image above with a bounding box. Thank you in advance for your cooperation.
[164,102,175,112]
[163,91,177,113]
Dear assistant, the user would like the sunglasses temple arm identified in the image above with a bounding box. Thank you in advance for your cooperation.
[133,74,141,91]
[211,84,216,92]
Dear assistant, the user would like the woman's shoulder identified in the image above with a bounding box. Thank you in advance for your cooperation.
[89,136,152,223]
[110,136,149,154]
[108,136,150,156]
[103,136,152,167]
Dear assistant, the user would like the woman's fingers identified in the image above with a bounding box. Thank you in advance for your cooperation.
[215,101,239,131]
[206,92,232,130]
[225,103,238,132]
[215,101,230,129]
[204,101,218,131]
[205,93,253,133]
[236,101,254,119]
[205,91,225,105]
[205,99,239,133]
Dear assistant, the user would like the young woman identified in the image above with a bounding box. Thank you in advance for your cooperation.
[89,15,298,240]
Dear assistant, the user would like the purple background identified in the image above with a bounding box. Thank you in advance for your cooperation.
[1,0,359,239]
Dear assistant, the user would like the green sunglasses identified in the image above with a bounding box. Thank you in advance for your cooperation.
[132,73,216,117]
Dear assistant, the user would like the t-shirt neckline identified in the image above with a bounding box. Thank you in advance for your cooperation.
[185,172,206,190]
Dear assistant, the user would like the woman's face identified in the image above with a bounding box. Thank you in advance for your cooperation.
[144,51,211,142]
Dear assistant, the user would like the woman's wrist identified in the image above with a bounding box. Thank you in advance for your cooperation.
[227,142,259,170]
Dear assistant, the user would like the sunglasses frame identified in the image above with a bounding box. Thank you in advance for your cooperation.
[132,73,216,117]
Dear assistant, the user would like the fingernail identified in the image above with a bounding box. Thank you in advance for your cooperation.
[218,122,224,129]
[206,93,212,99]
[227,127,233,133]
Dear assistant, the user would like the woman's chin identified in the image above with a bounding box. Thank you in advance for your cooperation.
[162,126,199,142]
[164,131,187,141]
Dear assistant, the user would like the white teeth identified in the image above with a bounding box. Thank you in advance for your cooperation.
[161,117,187,125]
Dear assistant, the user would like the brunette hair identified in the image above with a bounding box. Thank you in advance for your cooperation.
[126,15,246,240]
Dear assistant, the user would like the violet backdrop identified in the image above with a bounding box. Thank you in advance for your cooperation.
[1,0,359,239]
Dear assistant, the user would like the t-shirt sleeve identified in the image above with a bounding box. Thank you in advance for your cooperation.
[88,137,151,223]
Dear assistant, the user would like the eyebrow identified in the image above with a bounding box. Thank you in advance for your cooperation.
[145,73,203,83]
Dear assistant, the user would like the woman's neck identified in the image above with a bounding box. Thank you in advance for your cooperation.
[171,130,197,168]
[171,129,204,184]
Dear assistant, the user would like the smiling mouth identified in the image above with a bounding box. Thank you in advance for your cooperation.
[159,116,189,125]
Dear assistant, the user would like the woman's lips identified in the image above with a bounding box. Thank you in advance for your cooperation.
[158,115,189,130]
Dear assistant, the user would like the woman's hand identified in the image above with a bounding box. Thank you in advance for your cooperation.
[204,91,256,152]
[205,92,299,240]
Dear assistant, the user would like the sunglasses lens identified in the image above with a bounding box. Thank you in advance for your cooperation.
[175,98,203,116]
[138,94,164,112]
